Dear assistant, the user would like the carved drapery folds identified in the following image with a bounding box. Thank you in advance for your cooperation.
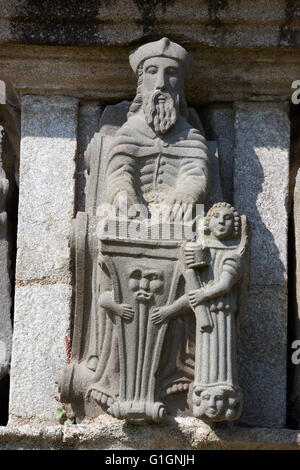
[59,38,250,423]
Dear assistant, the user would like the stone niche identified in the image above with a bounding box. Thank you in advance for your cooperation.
[9,37,288,430]
[0,0,298,450]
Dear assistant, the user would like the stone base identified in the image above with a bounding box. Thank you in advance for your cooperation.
[1,416,300,450]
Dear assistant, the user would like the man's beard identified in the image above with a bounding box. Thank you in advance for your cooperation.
[142,90,179,135]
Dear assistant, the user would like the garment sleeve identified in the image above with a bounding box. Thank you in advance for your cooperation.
[105,152,138,205]
[222,254,241,282]
[176,129,210,203]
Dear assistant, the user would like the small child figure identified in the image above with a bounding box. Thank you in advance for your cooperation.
[151,202,249,422]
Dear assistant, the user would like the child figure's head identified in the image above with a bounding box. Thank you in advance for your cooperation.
[193,384,242,422]
[204,203,240,240]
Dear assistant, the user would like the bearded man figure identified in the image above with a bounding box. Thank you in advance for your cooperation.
[59,38,214,423]
[104,37,210,216]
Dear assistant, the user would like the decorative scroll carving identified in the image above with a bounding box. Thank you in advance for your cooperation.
[59,38,250,424]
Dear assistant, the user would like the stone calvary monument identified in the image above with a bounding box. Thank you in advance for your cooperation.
[58,38,250,424]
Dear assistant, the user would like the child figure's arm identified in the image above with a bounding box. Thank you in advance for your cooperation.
[151,294,191,325]
[99,291,134,321]
[189,258,240,308]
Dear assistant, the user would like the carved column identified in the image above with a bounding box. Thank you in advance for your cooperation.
[9,95,78,423]
[234,102,289,427]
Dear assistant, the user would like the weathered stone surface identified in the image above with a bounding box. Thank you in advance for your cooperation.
[0,43,298,103]
[1,418,300,450]
[9,95,78,423]
[0,2,298,103]
[0,1,298,48]
[289,167,300,427]
[0,424,63,450]
[15,95,78,282]
[234,102,289,287]
[9,285,72,424]
[76,103,104,212]
[201,105,234,204]
[0,237,11,382]
[0,81,20,178]
[234,102,289,427]
[238,286,287,427]
[0,127,12,382]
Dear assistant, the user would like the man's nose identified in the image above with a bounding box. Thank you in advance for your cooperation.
[140,278,149,290]
[208,397,216,407]
[155,70,166,90]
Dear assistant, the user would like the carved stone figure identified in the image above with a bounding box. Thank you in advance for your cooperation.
[150,203,249,422]
[105,37,210,215]
[186,203,249,421]
[0,127,12,385]
[58,38,250,425]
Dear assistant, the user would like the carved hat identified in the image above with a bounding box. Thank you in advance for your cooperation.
[129,37,195,78]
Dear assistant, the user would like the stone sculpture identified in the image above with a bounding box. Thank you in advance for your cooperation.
[59,38,250,424]
[0,127,12,384]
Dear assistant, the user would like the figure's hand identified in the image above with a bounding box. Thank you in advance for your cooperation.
[184,245,197,267]
[165,192,195,220]
[184,244,207,268]
[151,306,170,325]
[120,304,135,321]
[189,289,206,308]
[113,191,140,219]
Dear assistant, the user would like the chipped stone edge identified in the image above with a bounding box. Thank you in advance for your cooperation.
[0,417,300,450]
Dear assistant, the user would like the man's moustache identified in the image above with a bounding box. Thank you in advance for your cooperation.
[151,90,170,102]
[135,290,153,302]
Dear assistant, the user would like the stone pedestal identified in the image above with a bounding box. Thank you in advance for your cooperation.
[234,102,290,427]
[9,95,78,423]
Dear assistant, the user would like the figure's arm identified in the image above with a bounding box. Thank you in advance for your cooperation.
[99,291,134,321]
[175,130,210,204]
[151,294,191,325]
[176,156,209,204]
[106,153,140,207]
[189,258,240,308]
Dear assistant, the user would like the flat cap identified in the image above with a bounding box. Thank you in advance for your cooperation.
[129,37,194,78]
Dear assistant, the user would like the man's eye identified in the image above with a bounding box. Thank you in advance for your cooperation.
[167,68,178,75]
[214,212,219,218]
[146,67,157,74]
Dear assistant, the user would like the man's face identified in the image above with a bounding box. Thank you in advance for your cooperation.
[142,57,183,95]
[141,57,184,135]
